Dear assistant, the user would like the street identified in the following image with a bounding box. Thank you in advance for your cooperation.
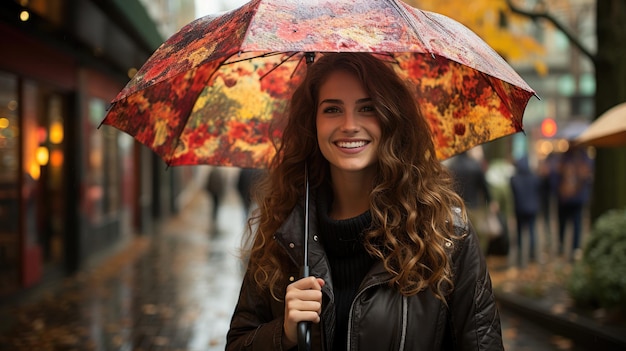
[0,184,584,350]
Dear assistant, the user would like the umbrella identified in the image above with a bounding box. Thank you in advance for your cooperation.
[574,102,626,147]
[100,0,536,169]
[99,1,536,348]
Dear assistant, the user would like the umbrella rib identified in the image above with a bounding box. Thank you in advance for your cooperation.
[258,52,301,81]
[290,54,307,79]
[223,51,292,65]
[389,0,432,54]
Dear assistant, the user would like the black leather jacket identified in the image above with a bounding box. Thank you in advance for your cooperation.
[227,200,504,351]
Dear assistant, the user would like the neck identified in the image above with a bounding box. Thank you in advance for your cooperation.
[329,169,374,220]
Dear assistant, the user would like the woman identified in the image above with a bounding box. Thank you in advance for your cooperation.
[226,53,503,350]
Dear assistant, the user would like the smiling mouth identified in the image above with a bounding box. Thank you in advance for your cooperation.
[335,140,369,149]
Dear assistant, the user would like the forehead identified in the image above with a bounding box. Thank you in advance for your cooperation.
[318,70,367,100]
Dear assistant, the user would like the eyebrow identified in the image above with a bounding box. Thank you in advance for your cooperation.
[318,97,372,107]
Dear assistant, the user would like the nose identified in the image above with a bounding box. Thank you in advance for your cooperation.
[340,110,359,132]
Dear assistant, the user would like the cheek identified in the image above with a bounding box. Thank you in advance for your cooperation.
[315,121,332,158]
[315,117,329,141]
[366,120,382,140]
[317,128,331,153]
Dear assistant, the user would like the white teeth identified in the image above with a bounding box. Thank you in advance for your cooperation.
[336,141,367,148]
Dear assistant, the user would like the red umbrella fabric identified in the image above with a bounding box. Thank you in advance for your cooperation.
[101,0,537,168]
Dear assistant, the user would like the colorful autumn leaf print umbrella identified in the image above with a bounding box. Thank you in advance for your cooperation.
[101,0,537,168]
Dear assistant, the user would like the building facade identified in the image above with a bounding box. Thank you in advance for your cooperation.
[509,0,596,157]
[0,0,194,298]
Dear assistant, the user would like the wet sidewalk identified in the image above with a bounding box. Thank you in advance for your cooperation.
[0,186,246,351]
[1,180,625,350]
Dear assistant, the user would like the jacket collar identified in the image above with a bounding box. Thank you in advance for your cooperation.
[274,191,394,288]
[274,195,310,267]
[274,192,332,278]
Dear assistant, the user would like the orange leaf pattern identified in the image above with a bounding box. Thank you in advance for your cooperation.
[102,0,536,167]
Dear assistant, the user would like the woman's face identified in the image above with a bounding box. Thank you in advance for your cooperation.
[316,70,381,177]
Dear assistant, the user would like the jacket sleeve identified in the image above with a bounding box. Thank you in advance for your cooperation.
[226,272,292,351]
[448,222,504,350]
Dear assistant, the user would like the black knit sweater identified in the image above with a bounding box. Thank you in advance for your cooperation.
[316,188,375,351]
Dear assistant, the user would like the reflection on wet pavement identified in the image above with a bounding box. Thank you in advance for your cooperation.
[0,183,596,351]
[0,190,245,351]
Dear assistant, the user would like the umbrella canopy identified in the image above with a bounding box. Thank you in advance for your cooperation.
[101,0,536,168]
[574,102,626,147]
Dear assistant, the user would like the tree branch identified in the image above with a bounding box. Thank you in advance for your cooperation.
[505,0,596,64]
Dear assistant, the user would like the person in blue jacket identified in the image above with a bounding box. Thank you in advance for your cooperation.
[510,155,541,266]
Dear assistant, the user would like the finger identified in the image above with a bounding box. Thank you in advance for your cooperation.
[285,308,322,324]
[285,292,322,314]
[286,299,322,313]
[283,310,321,346]
[283,304,322,345]
[285,288,323,301]
[289,276,323,290]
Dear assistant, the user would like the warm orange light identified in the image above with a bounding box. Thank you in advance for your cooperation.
[20,10,30,22]
[36,146,49,165]
[556,139,569,153]
[49,121,64,144]
[541,118,557,138]
[89,150,103,168]
[50,150,64,167]
[535,140,554,156]
[0,118,9,129]
[29,163,41,180]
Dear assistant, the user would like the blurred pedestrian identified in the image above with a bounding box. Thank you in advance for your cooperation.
[485,158,515,257]
[447,149,499,252]
[537,152,558,251]
[236,168,264,218]
[510,156,541,266]
[206,167,226,231]
[556,146,593,260]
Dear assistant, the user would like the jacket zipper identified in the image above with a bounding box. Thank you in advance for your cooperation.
[346,278,405,350]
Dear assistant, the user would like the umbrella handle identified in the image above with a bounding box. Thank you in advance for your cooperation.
[297,321,311,351]
[298,167,311,351]
[298,265,311,351]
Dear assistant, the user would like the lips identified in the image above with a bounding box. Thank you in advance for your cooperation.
[335,140,369,149]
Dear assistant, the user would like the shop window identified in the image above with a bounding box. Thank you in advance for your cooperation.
[20,79,68,284]
[85,98,120,225]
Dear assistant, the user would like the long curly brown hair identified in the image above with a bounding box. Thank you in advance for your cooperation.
[243,52,466,301]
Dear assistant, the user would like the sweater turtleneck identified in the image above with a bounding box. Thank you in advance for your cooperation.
[316,185,375,351]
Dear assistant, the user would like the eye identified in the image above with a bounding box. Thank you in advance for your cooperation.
[322,106,341,114]
[360,105,375,113]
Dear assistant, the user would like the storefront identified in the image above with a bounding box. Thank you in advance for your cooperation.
[0,0,179,298]
[0,25,78,293]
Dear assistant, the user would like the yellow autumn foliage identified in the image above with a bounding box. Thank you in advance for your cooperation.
[406,0,545,63]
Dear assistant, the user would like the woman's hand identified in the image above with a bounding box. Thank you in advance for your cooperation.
[282,276,325,348]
